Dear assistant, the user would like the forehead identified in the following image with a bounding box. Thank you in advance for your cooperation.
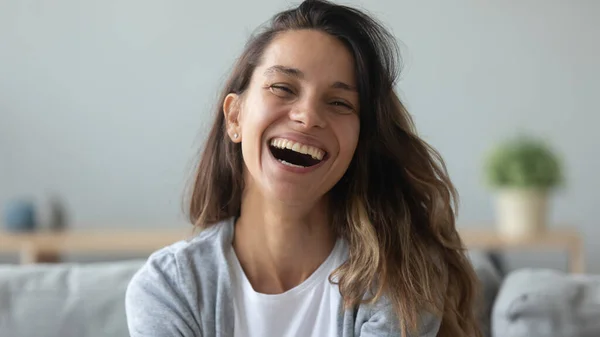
[258,29,356,84]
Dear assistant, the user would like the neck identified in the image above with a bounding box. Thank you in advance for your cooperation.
[233,187,335,294]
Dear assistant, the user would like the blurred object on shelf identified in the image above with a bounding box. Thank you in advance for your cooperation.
[2,198,37,233]
[48,194,68,232]
[483,135,563,239]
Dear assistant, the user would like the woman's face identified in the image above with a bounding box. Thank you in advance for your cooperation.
[225,29,360,206]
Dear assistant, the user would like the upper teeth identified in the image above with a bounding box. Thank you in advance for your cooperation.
[270,138,325,161]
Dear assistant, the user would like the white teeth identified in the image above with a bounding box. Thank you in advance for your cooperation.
[269,138,325,161]
[300,144,308,155]
[279,159,305,168]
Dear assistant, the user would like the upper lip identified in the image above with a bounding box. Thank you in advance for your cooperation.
[268,133,329,154]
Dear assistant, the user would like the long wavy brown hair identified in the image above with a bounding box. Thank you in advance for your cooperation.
[187,0,481,336]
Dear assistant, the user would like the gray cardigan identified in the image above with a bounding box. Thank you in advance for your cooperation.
[125,217,441,336]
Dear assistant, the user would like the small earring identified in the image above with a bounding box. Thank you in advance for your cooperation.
[233,133,238,139]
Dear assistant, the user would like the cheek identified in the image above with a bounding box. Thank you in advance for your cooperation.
[338,117,360,158]
[241,95,283,131]
[239,96,286,160]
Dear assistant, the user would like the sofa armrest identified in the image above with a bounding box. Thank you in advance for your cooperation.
[492,268,600,337]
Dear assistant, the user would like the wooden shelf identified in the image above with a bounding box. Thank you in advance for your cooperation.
[0,228,193,264]
[0,226,585,273]
[458,227,585,273]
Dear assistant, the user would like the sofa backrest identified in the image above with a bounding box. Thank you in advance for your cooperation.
[0,260,144,337]
[0,252,504,337]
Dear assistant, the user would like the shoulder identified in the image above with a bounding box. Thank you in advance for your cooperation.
[125,218,234,336]
[129,217,234,289]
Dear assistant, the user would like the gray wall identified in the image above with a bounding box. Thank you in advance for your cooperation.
[1,1,599,271]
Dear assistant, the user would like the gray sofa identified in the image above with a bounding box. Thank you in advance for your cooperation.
[0,253,598,337]
[493,268,600,337]
[0,260,140,337]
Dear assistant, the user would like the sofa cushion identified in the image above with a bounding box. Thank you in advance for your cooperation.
[493,268,600,337]
[0,260,144,337]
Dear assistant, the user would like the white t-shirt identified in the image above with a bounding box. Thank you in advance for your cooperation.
[228,239,348,337]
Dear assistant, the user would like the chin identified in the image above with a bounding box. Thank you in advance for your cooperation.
[263,181,328,207]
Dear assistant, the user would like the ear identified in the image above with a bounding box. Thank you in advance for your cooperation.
[223,93,242,143]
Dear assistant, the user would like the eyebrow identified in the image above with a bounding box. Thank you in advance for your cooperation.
[263,65,357,92]
[264,65,304,79]
[331,81,357,92]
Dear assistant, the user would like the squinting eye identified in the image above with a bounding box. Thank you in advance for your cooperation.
[331,101,353,110]
[270,85,294,95]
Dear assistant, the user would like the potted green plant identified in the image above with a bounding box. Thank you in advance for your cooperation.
[484,136,563,238]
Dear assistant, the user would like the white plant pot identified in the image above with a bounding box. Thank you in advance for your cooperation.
[494,189,549,238]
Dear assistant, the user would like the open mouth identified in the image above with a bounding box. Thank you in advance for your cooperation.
[269,138,326,168]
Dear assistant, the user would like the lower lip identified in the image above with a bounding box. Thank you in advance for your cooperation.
[268,146,327,174]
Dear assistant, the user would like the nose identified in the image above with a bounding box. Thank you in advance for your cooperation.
[289,97,326,129]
